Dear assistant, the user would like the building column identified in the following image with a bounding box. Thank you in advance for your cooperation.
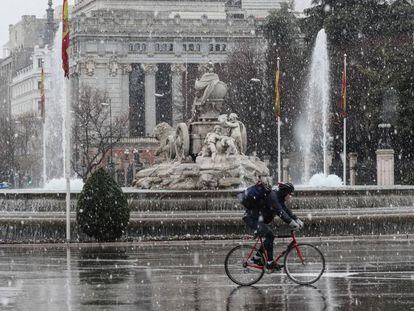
[171,64,186,126]
[376,149,394,186]
[142,63,158,136]
[121,64,132,137]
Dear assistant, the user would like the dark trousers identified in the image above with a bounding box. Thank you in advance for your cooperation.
[243,215,275,260]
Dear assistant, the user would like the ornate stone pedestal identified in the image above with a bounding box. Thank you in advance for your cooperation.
[133,154,270,190]
[349,152,357,186]
[376,149,394,186]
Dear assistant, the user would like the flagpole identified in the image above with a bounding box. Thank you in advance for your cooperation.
[343,54,347,186]
[278,116,281,182]
[62,0,71,243]
[277,57,281,182]
[40,64,46,186]
[65,77,71,242]
[343,117,346,185]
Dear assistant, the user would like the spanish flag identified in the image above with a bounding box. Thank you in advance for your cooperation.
[62,0,69,78]
[40,67,45,122]
[275,63,281,118]
[340,56,347,117]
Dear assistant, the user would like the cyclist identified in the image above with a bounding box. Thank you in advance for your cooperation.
[240,180,304,271]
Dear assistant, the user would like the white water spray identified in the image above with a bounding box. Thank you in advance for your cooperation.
[43,22,66,181]
[298,29,332,183]
[41,23,83,190]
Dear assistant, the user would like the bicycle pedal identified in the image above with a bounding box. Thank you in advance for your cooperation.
[265,264,283,273]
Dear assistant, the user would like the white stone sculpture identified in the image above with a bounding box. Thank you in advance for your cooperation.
[199,125,223,160]
[153,122,175,161]
[220,113,244,155]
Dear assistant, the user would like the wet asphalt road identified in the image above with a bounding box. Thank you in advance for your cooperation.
[0,236,413,311]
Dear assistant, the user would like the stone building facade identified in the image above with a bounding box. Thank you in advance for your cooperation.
[7,16,47,53]
[70,0,285,137]
[0,56,13,121]
[0,2,56,121]
[10,47,49,118]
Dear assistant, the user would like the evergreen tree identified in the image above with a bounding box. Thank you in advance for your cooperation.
[77,168,130,241]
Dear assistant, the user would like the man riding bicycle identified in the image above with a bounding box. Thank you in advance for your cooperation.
[239,180,304,271]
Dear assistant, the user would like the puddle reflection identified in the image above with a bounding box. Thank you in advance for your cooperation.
[226,284,328,311]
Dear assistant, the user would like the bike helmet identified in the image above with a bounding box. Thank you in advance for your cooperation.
[278,182,295,194]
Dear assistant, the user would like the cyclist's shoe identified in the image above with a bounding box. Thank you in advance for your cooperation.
[247,255,264,267]
[265,261,284,273]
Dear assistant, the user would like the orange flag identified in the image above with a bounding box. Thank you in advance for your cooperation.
[62,0,69,78]
[340,56,347,117]
[275,65,281,118]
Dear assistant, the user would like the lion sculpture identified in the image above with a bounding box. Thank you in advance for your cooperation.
[153,122,175,161]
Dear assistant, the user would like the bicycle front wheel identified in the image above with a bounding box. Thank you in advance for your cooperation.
[224,245,265,286]
[284,243,325,285]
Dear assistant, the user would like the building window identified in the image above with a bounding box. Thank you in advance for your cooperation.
[134,43,140,51]
[142,44,146,51]
[183,44,187,51]
[215,44,221,51]
[169,43,174,51]
[196,44,201,51]
[37,58,43,68]
[222,44,227,51]
[189,44,194,51]
[129,43,134,52]
[155,43,160,51]
[209,44,214,52]
[38,81,42,90]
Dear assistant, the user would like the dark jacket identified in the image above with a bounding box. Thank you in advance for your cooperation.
[245,190,297,224]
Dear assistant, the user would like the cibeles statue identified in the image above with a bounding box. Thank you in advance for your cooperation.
[192,62,228,121]
[133,62,270,190]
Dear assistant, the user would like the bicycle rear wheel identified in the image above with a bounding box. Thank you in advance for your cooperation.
[225,245,265,286]
[284,243,325,285]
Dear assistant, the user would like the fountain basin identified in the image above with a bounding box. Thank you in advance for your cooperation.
[0,186,413,242]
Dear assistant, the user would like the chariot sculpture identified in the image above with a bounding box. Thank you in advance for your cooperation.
[156,62,247,162]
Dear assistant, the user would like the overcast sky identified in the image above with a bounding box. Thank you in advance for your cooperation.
[0,0,312,51]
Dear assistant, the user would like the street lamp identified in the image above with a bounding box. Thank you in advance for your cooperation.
[101,101,114,176]
[123,148,130,186]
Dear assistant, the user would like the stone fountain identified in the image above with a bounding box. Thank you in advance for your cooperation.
[133,62,270,189]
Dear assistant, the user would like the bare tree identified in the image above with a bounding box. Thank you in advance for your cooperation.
[72,85,128,181]
[0,117,18,182]
[0,113,43,186]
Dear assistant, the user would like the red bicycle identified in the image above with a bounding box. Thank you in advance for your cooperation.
[224,231,325,286]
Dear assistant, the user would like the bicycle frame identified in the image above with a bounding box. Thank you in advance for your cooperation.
[245,231,305,269]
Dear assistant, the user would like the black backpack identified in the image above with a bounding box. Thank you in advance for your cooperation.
[238,183,271,209]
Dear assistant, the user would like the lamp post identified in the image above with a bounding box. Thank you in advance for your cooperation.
[101,101,114,177]
[124,148,130,186]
